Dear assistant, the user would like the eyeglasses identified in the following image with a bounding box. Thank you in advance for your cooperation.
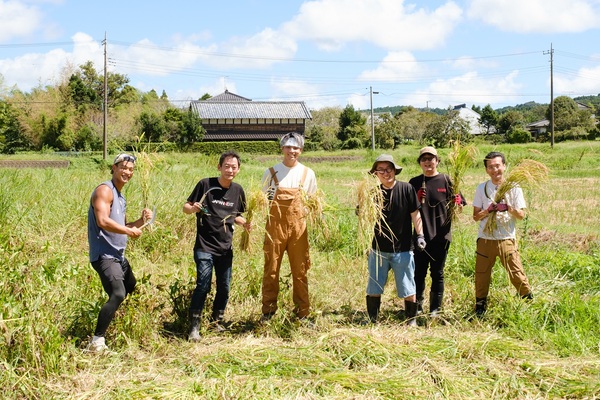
[374,168,394,175]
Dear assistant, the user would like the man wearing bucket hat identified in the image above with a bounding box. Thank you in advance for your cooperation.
[409,146,465,319]
[261,132,317,321]
[86,153,153,353]
[364,154,425,326]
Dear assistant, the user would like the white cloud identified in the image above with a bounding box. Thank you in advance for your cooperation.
[269,77,339,109]
[358,51,427,82]
[467,0,600,33]
[554,65,600,97]
[204,28,298,70]
[0,32,101,91]
[346,92,370,110]
[282,0,463,51]
[0,0,43,41]
[400,70,523,108]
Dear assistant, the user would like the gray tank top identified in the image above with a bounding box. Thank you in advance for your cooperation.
[88,180,127,262]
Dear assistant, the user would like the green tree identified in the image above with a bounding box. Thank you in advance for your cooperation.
[137,111,166,142]
[496,110,524,135]
[338,104,367,143]
[40,114,74,151]
[423,109,472,148]
[479,104,498,134]
[0,100,30,153]
[307,107,342,150]
[547,96,594,132]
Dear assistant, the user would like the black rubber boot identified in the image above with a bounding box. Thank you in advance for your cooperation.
[366,295,381,323]
[475,297,487,317]
[188,312,202,342]
[404,300,418,327]
[521,292,533,300]
[211,309,226,332]
[430,291,444,318]
[416,293,424,316]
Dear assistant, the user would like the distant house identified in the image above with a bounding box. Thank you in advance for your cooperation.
[526,119,549,137]
[452,104,485,135]
[526,102,596,138]
[190,90,312,141]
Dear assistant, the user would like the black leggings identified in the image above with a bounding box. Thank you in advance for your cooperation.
[92,258,136,337]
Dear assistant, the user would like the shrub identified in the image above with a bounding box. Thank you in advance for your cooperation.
[506,127,531,144]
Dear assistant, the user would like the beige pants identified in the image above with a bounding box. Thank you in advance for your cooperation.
[475,238,531,298]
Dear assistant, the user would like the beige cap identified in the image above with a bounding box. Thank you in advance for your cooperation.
[369,154,402,174]
[418,146,438,162]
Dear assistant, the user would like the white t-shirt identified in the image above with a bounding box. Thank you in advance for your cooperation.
[473,180,526,240]
[261,162,317,195]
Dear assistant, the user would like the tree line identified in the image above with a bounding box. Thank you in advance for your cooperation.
[1,61,599,154]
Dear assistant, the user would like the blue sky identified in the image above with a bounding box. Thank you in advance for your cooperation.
[1,0,599,111]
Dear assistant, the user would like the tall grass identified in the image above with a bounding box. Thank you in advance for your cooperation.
[1,142,600,398]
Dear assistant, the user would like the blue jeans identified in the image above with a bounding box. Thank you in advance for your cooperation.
[189,249,233,320]
[366,249,415,298]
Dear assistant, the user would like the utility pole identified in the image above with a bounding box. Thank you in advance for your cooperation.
[550,43,554,148]
[370,86,379,150]
[103,32,108,160]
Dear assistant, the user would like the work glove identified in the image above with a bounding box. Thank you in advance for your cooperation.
[486,203,497,212]
[495,203,508,212]
[416,234,426,251]
[454,194,462,205]
[417,187,426,203]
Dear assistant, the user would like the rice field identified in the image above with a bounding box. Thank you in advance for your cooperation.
[1,140,599,399]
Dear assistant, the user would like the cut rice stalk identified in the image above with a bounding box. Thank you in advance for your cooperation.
[484,158,549,234]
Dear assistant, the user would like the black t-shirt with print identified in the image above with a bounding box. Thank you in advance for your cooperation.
[187,177,246,255]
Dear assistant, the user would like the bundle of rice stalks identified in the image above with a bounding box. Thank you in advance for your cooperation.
[131,133,163,209]
[446,139,478,221]
[239,188,269,252]
[355,173,386,255]
[302,188,332,242]
[484,158,549,234]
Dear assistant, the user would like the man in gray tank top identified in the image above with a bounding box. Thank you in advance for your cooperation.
[86,153,153,353]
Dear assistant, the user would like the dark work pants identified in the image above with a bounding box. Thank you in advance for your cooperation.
[414,239,449,299]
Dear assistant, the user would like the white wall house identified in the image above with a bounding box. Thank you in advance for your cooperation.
[453,104,486,135]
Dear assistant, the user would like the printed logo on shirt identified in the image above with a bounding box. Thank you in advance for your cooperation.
[437,188,447,193]
[212,199,234,207]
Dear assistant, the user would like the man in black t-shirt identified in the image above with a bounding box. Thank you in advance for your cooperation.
[409,146,464,318]
[183,151,250,341]
[364,154,425,327]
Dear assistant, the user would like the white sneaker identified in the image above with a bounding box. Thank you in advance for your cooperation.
[86,336,112,353]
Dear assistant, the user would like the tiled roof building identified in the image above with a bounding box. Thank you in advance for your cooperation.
[191,90,312,141]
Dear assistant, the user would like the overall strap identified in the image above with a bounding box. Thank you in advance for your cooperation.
[300,165,308,187]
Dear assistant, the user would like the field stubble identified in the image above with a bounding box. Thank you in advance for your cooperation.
[1,142,600,398]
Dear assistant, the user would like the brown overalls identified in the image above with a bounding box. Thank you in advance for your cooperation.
[262,166,311,318]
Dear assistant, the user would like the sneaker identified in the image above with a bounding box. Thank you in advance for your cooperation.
[211,321,227,332]
[188,327,201,342]
[86,336,112,353]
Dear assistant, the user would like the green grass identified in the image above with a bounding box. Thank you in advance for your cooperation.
[1,141,599,399]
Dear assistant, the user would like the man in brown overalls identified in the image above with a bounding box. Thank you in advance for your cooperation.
[261,132,317,320]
